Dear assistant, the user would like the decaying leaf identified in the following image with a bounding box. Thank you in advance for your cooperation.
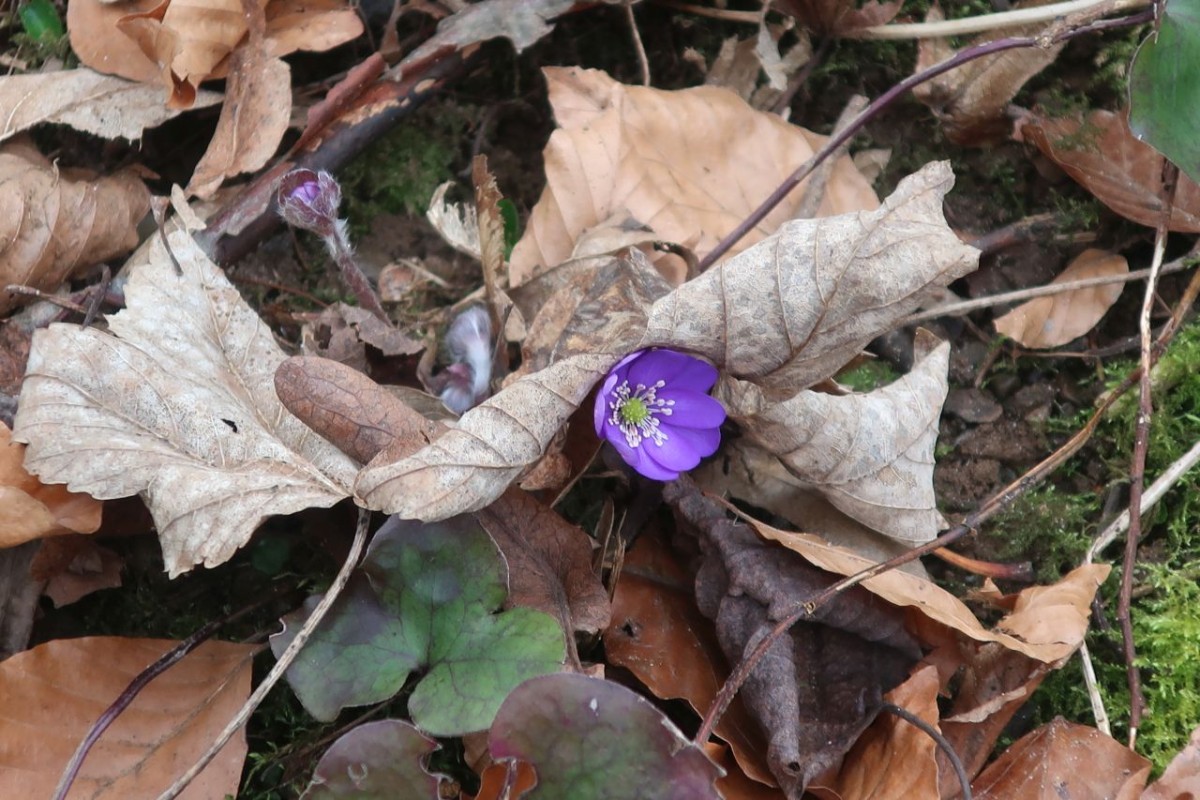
[1143,725,1200,800]
[913,3,1063,145]
[603,524,775,787]
[0,422,102,547]
[774,0,900,37]
[993,248,1129,348]
[0,143,149,315]
[0,637,254,799]
[715,331,949,545]
[32,536,124,608]
[667,477,921,796]
[971,718,1150,799]
[1020,108,1200,232]
[0,68,223,144]
[67,0,362,108]
[509,66,880,285]
[186,8,292,198]
[12,226,358,576]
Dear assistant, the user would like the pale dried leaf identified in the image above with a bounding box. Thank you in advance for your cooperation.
[509,66,880,284]
[1020,108,1200,232]
[717,332,949,545]
[1144,725,1200,800]
[356,352,623,518]
[426,181,481,259]
[68,0,163,86]
[263,0,364,56]
[640,161,979,394]
[0,423,102,547]
[0,69,222,144]
[0,145,149,315]
[0,637,253,799]
[12,226,357,576]
[913,3,1063,145]
[187,40,291,197]
[993,248,1128,348]
[753,517,1109,663]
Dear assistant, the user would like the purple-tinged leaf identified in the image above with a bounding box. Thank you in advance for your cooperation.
[302,720,444,799]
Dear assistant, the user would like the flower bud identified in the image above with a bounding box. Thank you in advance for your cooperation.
[277,169,342,238]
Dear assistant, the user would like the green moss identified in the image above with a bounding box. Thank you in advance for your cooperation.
[836,359,900,392]
[982,485,1097,584]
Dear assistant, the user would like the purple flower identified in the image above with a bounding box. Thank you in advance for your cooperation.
[277,169,342,238]
[593,349,726,481]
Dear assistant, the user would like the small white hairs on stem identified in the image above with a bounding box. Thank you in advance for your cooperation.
[439,306,493,414]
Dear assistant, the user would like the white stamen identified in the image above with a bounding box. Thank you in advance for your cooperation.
[608,378,676,449]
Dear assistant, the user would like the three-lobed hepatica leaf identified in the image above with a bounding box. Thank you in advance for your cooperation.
[489,673,723,799]
[272,514,566,736]
[302,720,446,800]
[1129,0,1200,186]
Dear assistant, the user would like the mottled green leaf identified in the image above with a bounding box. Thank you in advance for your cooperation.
[302,720,444,799]
[273,515,566,734]
[1130,0,1200,184]
[489,674,723,798]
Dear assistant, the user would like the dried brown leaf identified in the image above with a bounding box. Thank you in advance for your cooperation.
[913,3,1063,145]
[716,331,949,545]
[509,66,880,284]
[0,145,149,315]
[993,248,1128,348]
[0,422,102,548]
[642,162,978,395]
[1020,108,1200,232]
[0,637,254,799]
[0,69,222,144]
[972,718,1149,799]
[34,536,124,608]
[1144,725,1200,800]
[604,524,776,788]
[12,227,358,576]
[775,0,900,36]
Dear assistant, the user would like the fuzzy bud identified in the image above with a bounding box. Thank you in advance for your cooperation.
[439,306,494,414]
[277,169,342,238]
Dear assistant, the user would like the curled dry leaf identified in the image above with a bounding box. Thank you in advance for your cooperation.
[0,637,254,799]
[0,68,222,144]
[913,3,1062,145]
[509,66,880,285]
[1020,108,1200,232]
[68,0,362,108]
[13,226,358,576]
[0,143,149,316]
[0,422,102,548]
[994,248,1129,348]
[716,331,949,545]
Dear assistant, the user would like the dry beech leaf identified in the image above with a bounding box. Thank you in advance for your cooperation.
[358,162,975,521]
[68,0,361,108]
[0,144,149,316]
[0,69,222,144]
[32,536,124,608]
[753,517,1109,663]
[815,664,940,800]
[186,9,292,198]
[641,161,978,395]
[1020,108,1200,232]
[509,66,880,285]
[0,637,254,799]
[972,718,1150,799]
[12,226,358,576]
[774,0,900,37]
[0,422,102,548]
[913,3,1063,145]
[993,248,1128,349]
[716,331,949,545]
[1144,725,1200,800]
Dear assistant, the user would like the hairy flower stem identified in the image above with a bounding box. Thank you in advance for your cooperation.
[696,7,1156,271]
[323,221,389,322]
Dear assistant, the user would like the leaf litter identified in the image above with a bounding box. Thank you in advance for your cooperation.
[1,17,1181,797]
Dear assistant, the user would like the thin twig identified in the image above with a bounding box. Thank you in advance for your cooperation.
[881,702,972,800]
[624,0,651,86]
[856,0,1149,39]
[156,509,371,800]
[695,7,1156,271]
[52,601,273,800]
[901,255,1196,327]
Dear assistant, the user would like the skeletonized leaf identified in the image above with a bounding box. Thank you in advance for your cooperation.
[716,332,949,544]
[993,248,1128,348]
[0,68,222,144]
[510,66,879,284]
[13,226,357,576]
[0,144,149,315]
[1020,109,1200,232]
[641,161,979,394]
